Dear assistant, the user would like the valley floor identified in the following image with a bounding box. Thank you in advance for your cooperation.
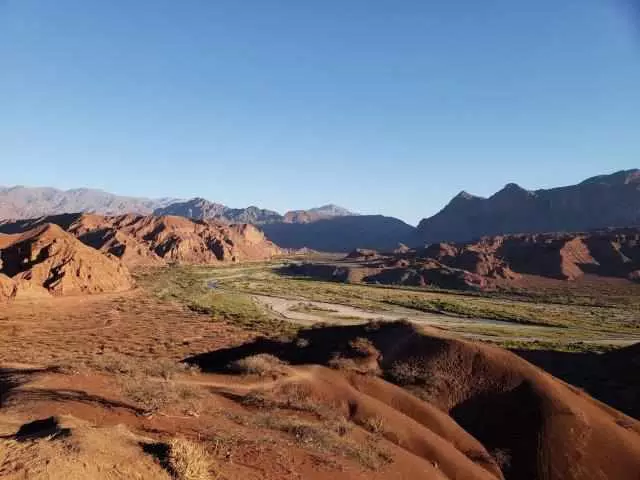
[1,261,639,479]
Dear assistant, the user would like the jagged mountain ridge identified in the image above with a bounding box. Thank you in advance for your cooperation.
[417,169,640,243]
[153,198,355,224]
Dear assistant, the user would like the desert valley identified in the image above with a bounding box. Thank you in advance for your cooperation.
[0,170,639,479]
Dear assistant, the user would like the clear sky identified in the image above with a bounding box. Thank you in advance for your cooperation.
[1,0,639,225]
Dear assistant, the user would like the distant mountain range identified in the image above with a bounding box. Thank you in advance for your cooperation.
[416,169,640,243]
[0,185,178,218]
[2,169,640,251]
[153,198,355,225]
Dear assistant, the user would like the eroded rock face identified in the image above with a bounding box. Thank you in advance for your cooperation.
[0,223,134,299]
[0,273,17,301]
[0,213,283,267]
[297,229,640,291]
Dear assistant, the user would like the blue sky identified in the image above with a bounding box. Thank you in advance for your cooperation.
[1,0,639,225]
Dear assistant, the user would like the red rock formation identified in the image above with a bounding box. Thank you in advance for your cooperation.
[0,224,133,298]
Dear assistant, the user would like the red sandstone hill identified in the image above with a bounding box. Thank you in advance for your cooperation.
[0,213,283,267]
[0,223,133,300]
[188,321,640,480]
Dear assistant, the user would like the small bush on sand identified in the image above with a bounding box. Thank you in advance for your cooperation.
[386,360,424,385]
[143,359,199,380]
[349,337,378,357]
[121,377,204,413]
[168,438,215,480]
[255,413,390,470]
[327,354,359,371]
[91,353,138,375]
[228,354,286,376]
[361,415,385,435]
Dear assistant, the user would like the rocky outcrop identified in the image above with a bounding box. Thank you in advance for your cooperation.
[0,273,17,301]
[1,214,283,267]
[285,228,640,291]
[0,224,134,298]
[154,198,283,225]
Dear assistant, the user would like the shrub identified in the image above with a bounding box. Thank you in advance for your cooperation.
[228,354,286,376]
[168,438,215,480]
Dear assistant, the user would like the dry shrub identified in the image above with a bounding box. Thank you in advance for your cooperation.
[168,438,215,480]
[228,354,286,376]
[361,415,385,435]
[328,354,359,371]
[89,354,199,380]
[255,413,389,470]
[277,383,338,420]
[386,360,424,385]
[53,360,87,375]
[143,359,199,380]
[121,377,204,413]
[349,337,378,358]
[122,378,176,412]
[91,353,138,375]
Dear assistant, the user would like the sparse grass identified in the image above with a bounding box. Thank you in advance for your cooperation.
[138,266,297,336]
[124,377,205,413]
[289,302,338,314]
[254,413,391,470]
[90,353,139,375]
[138,263,640,352]
[386,360,425,385]
[88,353,199,380]
[168,438,216,480]
[490,339,621,354]
[382,297,565,327]
[79,353,206,413]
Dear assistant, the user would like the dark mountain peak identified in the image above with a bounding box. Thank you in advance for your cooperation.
[491,182,534,199]
[418,169,640,243]
[503,182,523,190]
[445,191,483,208]
[580,169,640,187]
[455,190,475,200]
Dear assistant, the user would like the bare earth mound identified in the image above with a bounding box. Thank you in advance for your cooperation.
[0,223,133,298]
[188,322,640,480]
[0,415,171,479]
[1,213,283,267]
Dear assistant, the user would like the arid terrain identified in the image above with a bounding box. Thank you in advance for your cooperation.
[285,228,640,292]
[1,249,640,479]
[1,200,640,479]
